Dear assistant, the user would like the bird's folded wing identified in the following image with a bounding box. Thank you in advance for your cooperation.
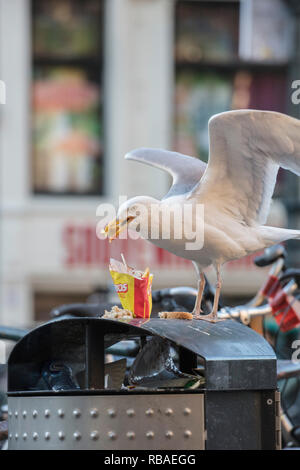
[125,148,207,199]
[191,109,300,225]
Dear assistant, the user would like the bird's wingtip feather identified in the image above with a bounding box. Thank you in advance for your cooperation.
[124,147,149,161]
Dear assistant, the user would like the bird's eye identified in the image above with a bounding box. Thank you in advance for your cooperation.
[129,206,139,217]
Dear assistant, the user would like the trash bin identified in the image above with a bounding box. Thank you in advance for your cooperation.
[7,315,279,450]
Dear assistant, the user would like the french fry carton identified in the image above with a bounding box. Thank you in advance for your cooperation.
[109,258,153,319]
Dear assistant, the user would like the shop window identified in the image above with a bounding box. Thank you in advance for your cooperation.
[174,0,293,197]
[32,0,104,195]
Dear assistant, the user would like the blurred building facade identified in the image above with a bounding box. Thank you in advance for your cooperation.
[0,0,299,326]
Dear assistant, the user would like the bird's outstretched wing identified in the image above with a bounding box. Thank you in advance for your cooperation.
[192,110,300,225]
[125,148,207,199]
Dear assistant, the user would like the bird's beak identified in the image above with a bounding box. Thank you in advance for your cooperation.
[102,215,136,242]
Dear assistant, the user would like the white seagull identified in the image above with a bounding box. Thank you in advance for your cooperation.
[104,110,300,322]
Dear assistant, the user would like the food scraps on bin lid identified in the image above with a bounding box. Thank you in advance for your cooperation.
[158,311,193,320]
[103,305,133,322]
[107,255,193,321]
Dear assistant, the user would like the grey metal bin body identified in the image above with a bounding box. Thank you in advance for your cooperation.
[7,316,278,450]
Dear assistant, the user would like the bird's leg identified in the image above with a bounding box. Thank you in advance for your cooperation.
[159,264,205,321]
[192,272,206,318]
[194,263,224,323]
[209,264,222,321]
[159,263,226,322]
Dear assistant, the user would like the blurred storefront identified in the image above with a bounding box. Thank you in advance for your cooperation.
[0,0,299,326]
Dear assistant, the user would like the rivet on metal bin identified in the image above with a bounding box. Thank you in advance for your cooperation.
[32,410,38,418]
[165,408,173,416]
[183,407,191,416]
[90,431,99,441]
[73,432,81,441]
[22,410,27,418]
[146,431,154,439]
[108,431,117,440]
[44,409,50,418]
[108,408,116,418]
[126,431,135,440]
[22,433,27,440]
[90,408,99,418]
[145,408,154,416]
[58,431,65,441]
[14,411,18,418]
[57,409,64,418]
[184,430,192,438]
[165,431,174,439]
[44,432,50,441]
[73,409,81,418]
[33,432,38,440]
[15,434,18,440]
[126,409,135,417]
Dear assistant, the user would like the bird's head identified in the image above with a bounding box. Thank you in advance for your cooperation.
[103,195,159,242]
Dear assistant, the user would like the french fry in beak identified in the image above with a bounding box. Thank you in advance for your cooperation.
[103,215,136,242]
[102,218,120,242]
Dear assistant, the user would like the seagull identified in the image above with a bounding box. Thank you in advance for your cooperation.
[104,110,300,322]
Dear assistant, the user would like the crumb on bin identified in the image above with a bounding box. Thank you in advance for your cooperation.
[158,311,193,320]
[103,305,134,321]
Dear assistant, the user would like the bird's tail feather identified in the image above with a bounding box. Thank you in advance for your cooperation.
[259,226,300,247]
